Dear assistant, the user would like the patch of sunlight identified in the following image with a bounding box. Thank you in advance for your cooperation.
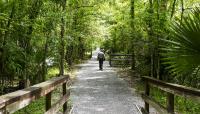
[47,67,59,79]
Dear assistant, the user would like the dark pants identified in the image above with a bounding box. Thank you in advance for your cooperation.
[99,58,104,70]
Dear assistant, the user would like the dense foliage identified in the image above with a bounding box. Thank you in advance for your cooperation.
[0,0,102,90]
[161,8,200,88]
[0,0,200,113]
[100,0,200,88]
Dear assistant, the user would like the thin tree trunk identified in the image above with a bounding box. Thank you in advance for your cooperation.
[148,0,154,77]
[60,1,67,75]
[3,2,15,46]
[24,0,43,87]
[130,0,135,70]
[42,34,49,82]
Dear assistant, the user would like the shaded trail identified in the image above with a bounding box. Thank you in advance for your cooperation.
[70,49,144,114]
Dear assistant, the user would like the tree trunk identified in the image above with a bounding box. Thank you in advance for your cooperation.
[148,0,154,77]
[59,1,67,75]
[130,0,135,70]
[41,34,49,82]
[3,2,15,46]
[24,0,43,87]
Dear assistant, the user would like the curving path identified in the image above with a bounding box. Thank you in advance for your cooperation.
[70,49,145,114]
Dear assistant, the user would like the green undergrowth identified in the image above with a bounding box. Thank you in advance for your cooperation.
[14,97,45,114]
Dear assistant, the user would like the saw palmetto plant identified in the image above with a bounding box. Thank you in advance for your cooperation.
[161,8,200,86]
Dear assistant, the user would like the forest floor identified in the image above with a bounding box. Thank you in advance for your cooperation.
[70,49,156,114]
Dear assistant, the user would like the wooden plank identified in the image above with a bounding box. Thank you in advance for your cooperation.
[0,106,7,114]
[167,93,174,114]
[142,94,169,114]
[0,75,69,113]
[46,92,52,111]
[144,80,150,113]
[142,76,200,102]
[110,54,132,56]
[110,59,132,61]
[0,99,6,111]
[110,65,131,67]
[62,83,67,113]
[45,91,70,114]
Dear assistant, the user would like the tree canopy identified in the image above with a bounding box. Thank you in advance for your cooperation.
[0,0,200,91]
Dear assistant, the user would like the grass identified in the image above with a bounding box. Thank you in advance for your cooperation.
[14,97,45,114]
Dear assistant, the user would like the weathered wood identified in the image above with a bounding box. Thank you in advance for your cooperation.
[109,54,133,67]
[0,75,69,113]
[144,80,150,113]
[62,83,67,113]
[141,76,200,114]
[142,94,169,114]
[46,92,52,111]
[143,76,200,102]
[110,54,132,56]
[45,91,70,114]
[110,59,132,61]
[0,106,7,114]
[167,93,174,114]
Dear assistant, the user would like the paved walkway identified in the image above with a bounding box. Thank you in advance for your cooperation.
[70,49,144,114]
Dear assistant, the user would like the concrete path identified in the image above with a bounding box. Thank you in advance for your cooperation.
[70,49,144,114]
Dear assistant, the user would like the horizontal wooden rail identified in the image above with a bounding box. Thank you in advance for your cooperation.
[110,54,132,56]
[110,59,132,61]
[109,54,133,68]
[141,76,200,114]
[0,75,70,114]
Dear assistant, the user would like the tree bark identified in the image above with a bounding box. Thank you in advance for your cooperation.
[130,0,135,70]
[24,0,43,87]
[41,34,49,82]
[148,0,154,77]
[3,2,15,46]
[59,1,67,75]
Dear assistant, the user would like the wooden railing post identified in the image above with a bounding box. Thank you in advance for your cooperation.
[145,79,150,113]
[46,92,52,111]
[0,106,8,114]
[131,54,134,70]
[167,92,174,114]
[63,83,67,113]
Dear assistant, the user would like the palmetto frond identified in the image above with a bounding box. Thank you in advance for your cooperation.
[161,8,200,77]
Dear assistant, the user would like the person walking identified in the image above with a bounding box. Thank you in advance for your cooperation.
[97,49,105,70]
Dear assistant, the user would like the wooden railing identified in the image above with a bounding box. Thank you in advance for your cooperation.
[141,76,200,114]
[0,75,70,114]
[109,54,133,68]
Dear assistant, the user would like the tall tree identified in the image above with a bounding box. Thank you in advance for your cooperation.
[130,0,136,70]
[59,0,67,75]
